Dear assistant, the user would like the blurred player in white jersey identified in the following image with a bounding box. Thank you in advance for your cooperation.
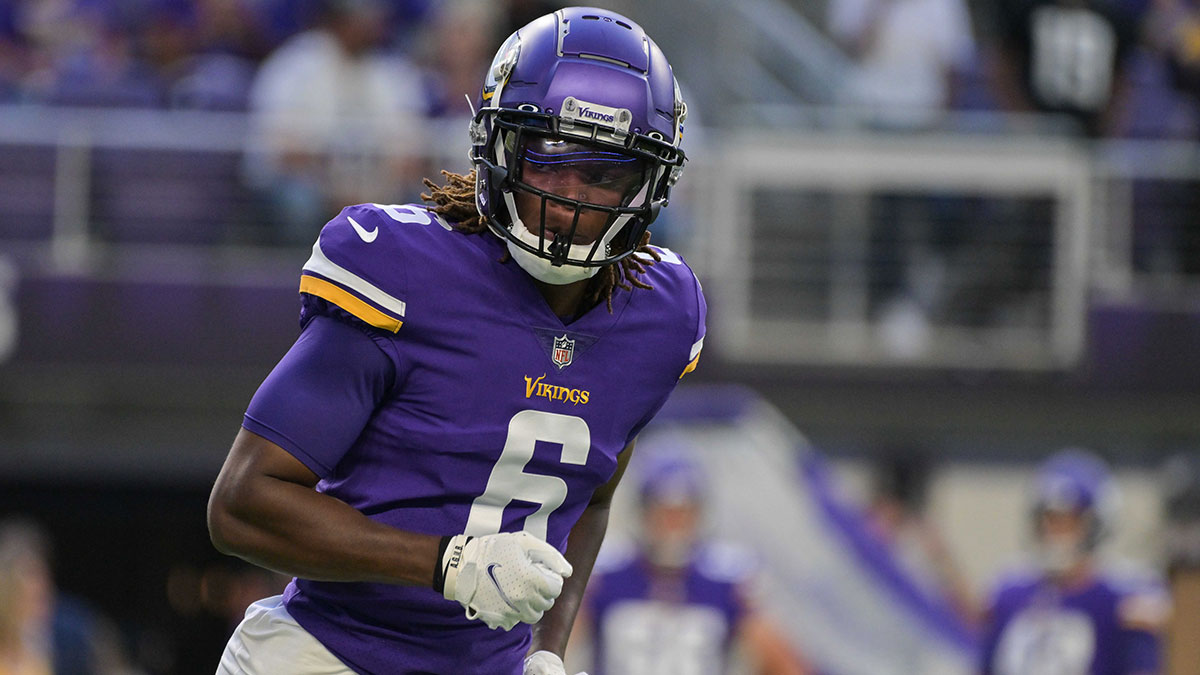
[577,448,809,675]
[980,449,1169,675]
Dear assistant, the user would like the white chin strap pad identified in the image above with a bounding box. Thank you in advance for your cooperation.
[506,229,600,285]
[502,197,600,285]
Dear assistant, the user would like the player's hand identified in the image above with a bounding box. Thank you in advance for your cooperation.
[438,532,572,631]
[523,650,588,675]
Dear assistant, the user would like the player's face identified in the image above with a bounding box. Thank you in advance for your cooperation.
[1036,509,1090,573]
[12,553,52,625]
[513,137,647,247]
[643,498,701,567]
[1039,509,1087,541]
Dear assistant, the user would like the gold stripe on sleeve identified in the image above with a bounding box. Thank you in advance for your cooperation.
[679,354,700,379]
[299,275,403,333]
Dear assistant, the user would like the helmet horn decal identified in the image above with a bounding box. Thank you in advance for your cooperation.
[482,33,521,104]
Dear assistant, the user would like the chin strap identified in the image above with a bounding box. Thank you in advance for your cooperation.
[547,231,570,266]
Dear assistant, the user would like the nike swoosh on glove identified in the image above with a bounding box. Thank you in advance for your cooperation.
[437,532,572,630]
[524,650,588,675]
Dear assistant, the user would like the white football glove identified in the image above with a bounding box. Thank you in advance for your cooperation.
[523,650,588,675]
[438,532,572,631]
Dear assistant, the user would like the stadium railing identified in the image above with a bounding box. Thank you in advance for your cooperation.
[0,105,1197,373]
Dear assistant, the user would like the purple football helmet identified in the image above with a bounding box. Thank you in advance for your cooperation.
[639,451,707,507]
[469,7,687,273]
[1032,448,1118,549]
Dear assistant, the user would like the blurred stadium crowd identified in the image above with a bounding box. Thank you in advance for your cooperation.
[0,0,525,112]
[0,0,1194,242]
[0,0,1194,129]
[1,0,1200,674]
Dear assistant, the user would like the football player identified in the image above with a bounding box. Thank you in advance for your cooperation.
[579,451,810,675]
[980,449,1170,675]
[206,7,702,675]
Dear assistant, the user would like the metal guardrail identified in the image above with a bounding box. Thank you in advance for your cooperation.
[1090,139,1200,304]
[1,105,1198,371]
[688,131,1095,370]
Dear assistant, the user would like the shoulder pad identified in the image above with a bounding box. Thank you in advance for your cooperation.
[1116,589,1171,632]
[988,563,1041,599]
[633,246,706,379]
[633,246,695,291]
[299,203,452,333]
[1101,564,1172,631]
[694,540,759,584]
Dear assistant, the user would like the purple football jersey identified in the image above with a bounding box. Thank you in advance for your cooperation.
[244,203,706,675]
[981,567,1167,675]
[584,538,753,675]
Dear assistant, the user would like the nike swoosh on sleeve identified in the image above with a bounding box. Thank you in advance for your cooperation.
[348,216,378,243]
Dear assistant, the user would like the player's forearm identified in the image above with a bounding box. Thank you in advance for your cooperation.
[529,500,611,657]
[208,473,440,586]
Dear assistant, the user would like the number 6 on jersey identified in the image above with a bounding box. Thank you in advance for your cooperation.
[464,410,591,541]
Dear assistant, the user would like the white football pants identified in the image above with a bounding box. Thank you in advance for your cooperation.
[216,595,354,675]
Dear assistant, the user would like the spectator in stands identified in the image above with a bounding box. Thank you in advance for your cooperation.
[575,450,810,675]
[166,0,269,110]
[1138,0,1200,277]
[0,519,133,675]
[1150,0,1200,107]
[0,520,52,675]
[0,0,27,102]
[988,0,1147,137]
[21,0,164,107]
[415,0,498,120]
[828,0,977,128]
[244,0,427,244]
[137,0,196,95]
[827,0,977,354]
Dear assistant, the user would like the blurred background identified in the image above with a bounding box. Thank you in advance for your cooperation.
[0,0,1199,672]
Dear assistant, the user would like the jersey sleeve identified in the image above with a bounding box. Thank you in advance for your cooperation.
[298,203,423,334]
[680,259,706,379]
[1115,574,1170,672]
[1120,628,1162,674]
[622,248,707,445]
[243,314,396,477]
[637,246,706,379]
[697,540,761,627]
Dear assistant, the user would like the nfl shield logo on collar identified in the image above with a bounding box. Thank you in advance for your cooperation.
[552,334,575,369]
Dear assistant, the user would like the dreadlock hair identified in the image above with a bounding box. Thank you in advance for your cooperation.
[421,169,660,313]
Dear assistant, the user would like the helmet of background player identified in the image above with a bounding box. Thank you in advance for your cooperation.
[1031,448,1119,575]
[637,447,707,569]
[469,7,688,285]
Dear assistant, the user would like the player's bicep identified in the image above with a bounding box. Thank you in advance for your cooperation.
[243,314,396,477]
[219,427,321,492]
[208,427,320,551]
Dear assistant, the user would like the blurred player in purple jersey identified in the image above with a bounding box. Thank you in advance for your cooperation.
[207,7,703,675]
[578,450,810,675]
[980,449,1170,675]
